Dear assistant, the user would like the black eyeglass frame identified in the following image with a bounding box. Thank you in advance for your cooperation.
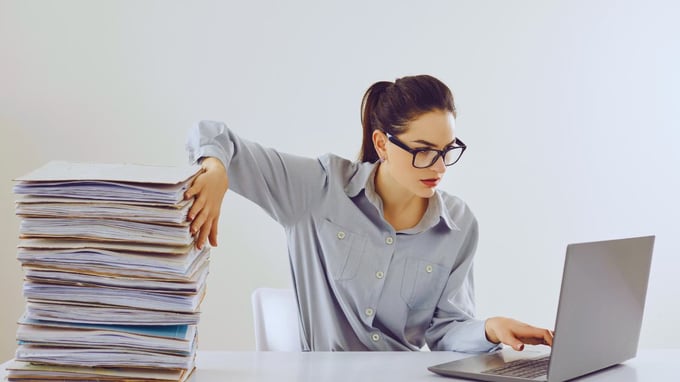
[385,132,467,168]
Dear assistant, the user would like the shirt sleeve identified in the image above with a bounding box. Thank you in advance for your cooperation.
[425,217,502,352]
[185,120,327,227]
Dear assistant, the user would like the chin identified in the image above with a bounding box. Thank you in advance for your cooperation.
[415,187,436,198]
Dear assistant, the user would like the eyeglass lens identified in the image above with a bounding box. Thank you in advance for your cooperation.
[413,148,463,168]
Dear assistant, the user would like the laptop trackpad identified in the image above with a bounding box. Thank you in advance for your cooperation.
[428,347,550,381]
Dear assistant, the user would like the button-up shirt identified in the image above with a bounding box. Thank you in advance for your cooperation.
[186,120,498,352]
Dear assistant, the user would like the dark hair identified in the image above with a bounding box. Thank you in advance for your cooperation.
[359,74,456,163]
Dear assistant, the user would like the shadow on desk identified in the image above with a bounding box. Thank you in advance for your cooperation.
[576,364,637,381]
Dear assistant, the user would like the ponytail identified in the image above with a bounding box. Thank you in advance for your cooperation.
[359,81,392,163]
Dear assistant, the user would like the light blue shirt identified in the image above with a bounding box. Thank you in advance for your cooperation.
[186,120,498,352]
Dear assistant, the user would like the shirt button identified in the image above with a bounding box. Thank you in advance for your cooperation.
[371,333,381,342]
[375,271,384,279]
[425,265,433,273]
[365,308,374,316]
[385,236,394,245]
[337,231,346,240]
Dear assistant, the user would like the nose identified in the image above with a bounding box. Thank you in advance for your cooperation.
[431,155,447,173]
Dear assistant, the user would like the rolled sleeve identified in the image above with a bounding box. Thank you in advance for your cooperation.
[186,120,233,167]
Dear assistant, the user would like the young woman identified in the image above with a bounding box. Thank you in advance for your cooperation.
[184,75,553,352]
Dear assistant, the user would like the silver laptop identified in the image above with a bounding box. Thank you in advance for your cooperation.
[428,235,655,382]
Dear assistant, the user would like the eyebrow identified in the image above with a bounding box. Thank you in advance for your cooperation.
[411,138,457,148]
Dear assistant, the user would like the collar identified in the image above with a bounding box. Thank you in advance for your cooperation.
[344,161,458,232]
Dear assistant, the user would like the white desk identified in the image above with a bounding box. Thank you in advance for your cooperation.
[2,349,678,381]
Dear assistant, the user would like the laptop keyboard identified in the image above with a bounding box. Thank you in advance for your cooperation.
[481,356,550,379]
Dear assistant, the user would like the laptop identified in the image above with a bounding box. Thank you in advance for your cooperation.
[428,235,655,382]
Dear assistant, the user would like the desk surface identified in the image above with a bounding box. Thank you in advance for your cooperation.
[2,349,679,381]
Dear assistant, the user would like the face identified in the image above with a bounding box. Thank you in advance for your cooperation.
[376,110,457,198]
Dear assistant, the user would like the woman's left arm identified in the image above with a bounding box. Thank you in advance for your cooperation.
[425,217,497,352]
[424,216,553,352]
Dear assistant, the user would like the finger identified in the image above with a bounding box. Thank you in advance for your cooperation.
[543,330,554,346]
[499,333,525,351]
[190,206,210,237]
[517,328,554,346]
[208,216,219,247]
[194,233,202,250]
[187,194,207,222]
[197,220,212,250]
[184,186,197,200]
[184,178,204,200]
[189,200,210,236]
[509,339,525,351]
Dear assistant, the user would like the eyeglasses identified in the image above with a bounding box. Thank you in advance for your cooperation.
[386,132,467,169]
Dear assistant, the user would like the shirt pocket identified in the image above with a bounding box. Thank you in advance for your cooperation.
[400,257,448,310]
[319,219,367,281]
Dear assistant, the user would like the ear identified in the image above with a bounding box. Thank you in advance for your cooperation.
[372,130,388,161]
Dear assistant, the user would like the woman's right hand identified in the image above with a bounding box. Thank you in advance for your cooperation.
[185,157,229,249]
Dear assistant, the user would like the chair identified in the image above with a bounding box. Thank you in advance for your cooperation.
[251,287,301,351]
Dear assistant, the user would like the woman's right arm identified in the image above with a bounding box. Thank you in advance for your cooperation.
[184,120,327,249]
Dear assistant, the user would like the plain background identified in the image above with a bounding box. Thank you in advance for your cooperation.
[1,0,678,361]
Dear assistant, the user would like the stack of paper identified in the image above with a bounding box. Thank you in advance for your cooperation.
[8,161,208,382]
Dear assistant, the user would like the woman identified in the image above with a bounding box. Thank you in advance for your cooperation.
[184,74,553,352]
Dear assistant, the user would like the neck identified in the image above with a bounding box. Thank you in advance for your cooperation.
[374,163,428,231]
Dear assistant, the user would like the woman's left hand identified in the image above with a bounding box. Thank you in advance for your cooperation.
[485,317,554,351]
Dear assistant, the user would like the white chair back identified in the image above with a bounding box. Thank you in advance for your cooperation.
[251,287,301,351]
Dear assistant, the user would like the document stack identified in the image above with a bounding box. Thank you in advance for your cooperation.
[7,161,208,382]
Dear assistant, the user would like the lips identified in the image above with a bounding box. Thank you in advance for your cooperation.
[420,178,440,188]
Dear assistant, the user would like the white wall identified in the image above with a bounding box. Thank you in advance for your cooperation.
[1,0,678,360]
